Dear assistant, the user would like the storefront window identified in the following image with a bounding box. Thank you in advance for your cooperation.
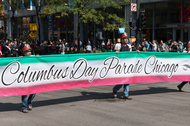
[155,3,167,27]
[167,1,181,24]
[155,29,168,42]
[141,4,153,28]
[48,14,74,41]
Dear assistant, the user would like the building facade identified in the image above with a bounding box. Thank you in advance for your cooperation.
[2,0,190,46]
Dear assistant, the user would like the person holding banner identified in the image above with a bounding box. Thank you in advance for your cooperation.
[113,32,138,100]
[21,44,37,113]
[177,43,190,92]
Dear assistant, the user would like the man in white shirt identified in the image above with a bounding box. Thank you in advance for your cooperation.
[150,40,157,52]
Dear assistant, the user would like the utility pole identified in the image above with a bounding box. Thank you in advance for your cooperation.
[136,0,140,50]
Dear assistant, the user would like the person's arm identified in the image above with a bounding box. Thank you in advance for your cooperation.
[169,47,172,51]
[162,46,165,52]
[183,47,186,52]
[149,42,154,46]
[116,50,120,54]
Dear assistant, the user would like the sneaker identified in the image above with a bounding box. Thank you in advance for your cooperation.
[121,96,132,100]
[28,105,33,111]
[21,109,28,113]
[113,91,117,98]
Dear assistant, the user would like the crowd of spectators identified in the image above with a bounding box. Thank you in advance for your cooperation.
[139,38,189,53]
[0,37,189,58]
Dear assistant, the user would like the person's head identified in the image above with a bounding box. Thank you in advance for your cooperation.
[93,47,96,51]
[6,42,11,47]
[179,43,182,46]
[71,47,73,51]
[22,44,32,56]
[121,32,128,44]
[66,47,70,51]
[14,40,17,45]
[152,40,156,44]
[74,47,77,51]
[186,43,190,52]
[129,38,132,43]
[142,42,145,46]
[173,41,178,45]
[117,38,121,43]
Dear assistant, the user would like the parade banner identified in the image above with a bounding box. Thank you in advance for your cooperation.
[0,52,190,96]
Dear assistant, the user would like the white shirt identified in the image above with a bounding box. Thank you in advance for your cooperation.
[86,45,92,51]
[127,44,132,51]
[152,43,157,51]
[114,43,121,51]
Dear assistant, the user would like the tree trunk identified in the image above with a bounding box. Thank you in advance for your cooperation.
[36,9,41,46]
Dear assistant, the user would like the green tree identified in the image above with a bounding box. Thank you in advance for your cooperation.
[43,0,130,47]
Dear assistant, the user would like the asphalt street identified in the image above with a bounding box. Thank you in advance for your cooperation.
[0,82,190,126]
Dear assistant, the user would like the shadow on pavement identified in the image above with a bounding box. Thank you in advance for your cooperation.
[0,86,183,112]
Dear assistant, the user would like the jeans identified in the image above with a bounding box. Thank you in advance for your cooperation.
[113,84,129,97]
[180,81,190,86]
[21,94,36,110]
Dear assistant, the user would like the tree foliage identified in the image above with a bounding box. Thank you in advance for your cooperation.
[43,0,130,31]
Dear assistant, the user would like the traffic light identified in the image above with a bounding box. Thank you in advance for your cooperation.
[129,20,136,31]
[141,13,146,28]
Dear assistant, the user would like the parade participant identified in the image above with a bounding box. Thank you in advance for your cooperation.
[21,44,36,113]
[112,32,139,100]
[177,43,190,91]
